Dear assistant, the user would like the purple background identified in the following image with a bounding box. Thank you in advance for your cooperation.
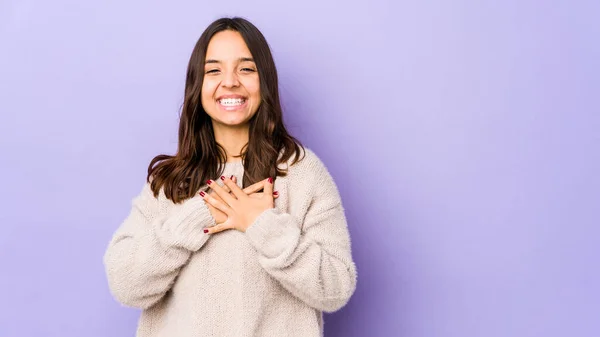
[1,1,599,336]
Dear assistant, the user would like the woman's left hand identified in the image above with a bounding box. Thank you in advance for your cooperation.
[201,176,274,234]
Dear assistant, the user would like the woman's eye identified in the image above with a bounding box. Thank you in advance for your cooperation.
[205,69,219,74]
[241,68,256,73]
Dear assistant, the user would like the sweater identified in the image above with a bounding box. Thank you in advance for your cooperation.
[103,148,357,337]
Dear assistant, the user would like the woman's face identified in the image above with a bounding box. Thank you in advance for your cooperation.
[201,30,261,129]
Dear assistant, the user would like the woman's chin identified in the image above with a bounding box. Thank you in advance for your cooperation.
[213,117,252,129]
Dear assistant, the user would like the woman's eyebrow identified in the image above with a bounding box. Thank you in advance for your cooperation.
[205,57,255,64]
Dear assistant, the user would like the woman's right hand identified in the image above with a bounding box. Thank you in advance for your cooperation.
[203,176,278,224]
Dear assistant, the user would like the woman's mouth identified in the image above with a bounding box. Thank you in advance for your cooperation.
[218,97,247,111]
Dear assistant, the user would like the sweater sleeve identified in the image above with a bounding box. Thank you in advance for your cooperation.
[103,183,215,309]
[244,159,357,313]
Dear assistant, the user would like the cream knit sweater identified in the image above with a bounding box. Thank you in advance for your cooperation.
[103,149,357,337]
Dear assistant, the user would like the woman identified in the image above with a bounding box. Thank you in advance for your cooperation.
[103,17,357,337]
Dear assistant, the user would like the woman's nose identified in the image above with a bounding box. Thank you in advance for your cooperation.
[221,70,240,88]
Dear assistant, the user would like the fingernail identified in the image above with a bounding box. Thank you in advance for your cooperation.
[203,229,209,233]
[199,191,206,197]
[220,176,225,181]
[268,177,273,184]
[206,180,212,185]
[273,191,279,196]
[230,175,234,179]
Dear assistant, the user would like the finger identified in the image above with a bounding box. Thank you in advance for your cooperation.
[210,176,233,196]
[203,222,233,235]
[248,191,279,199]
[226,175,238,194]
[242,180,266,195]
[262,177,274,198]
[203,199,228,224]
[213,176,231,193]
[207,179,237,204]
[221,175,247,200]
[220,182,231,193]
[200,190,232,214]
[208,190,224,202]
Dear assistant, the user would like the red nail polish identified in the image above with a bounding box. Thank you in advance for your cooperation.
[199,191,206,197]
[273,191,279,195]
[206,180,212,185]
[230,175,234,179]
[203,229,209,233]
[268,177,273,184]
[220,176,225,181]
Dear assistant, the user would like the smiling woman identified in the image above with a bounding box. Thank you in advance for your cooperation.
[102,17,357,337]
[202,32,261,127]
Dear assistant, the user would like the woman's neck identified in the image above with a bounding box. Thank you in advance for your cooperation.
[212,123,249,162]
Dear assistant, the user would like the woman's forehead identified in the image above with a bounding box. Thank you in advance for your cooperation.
[206,31,252,60]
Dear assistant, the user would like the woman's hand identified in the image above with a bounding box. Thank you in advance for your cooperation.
[200,176,275,234]
[202,176,278,225]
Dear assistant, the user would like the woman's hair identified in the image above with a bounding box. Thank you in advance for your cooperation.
[147,17,303,203]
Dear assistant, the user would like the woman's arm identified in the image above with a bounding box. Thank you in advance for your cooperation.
[245,157,357,313]
[103,183,214,309]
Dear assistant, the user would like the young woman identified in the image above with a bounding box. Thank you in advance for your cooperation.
[103,17,357,337]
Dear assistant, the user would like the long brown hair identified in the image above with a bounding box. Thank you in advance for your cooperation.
[147,17,303,203]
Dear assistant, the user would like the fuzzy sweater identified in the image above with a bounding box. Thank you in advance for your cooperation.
[103,149,357,337]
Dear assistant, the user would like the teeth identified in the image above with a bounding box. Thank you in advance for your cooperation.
[219,98,245,106]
